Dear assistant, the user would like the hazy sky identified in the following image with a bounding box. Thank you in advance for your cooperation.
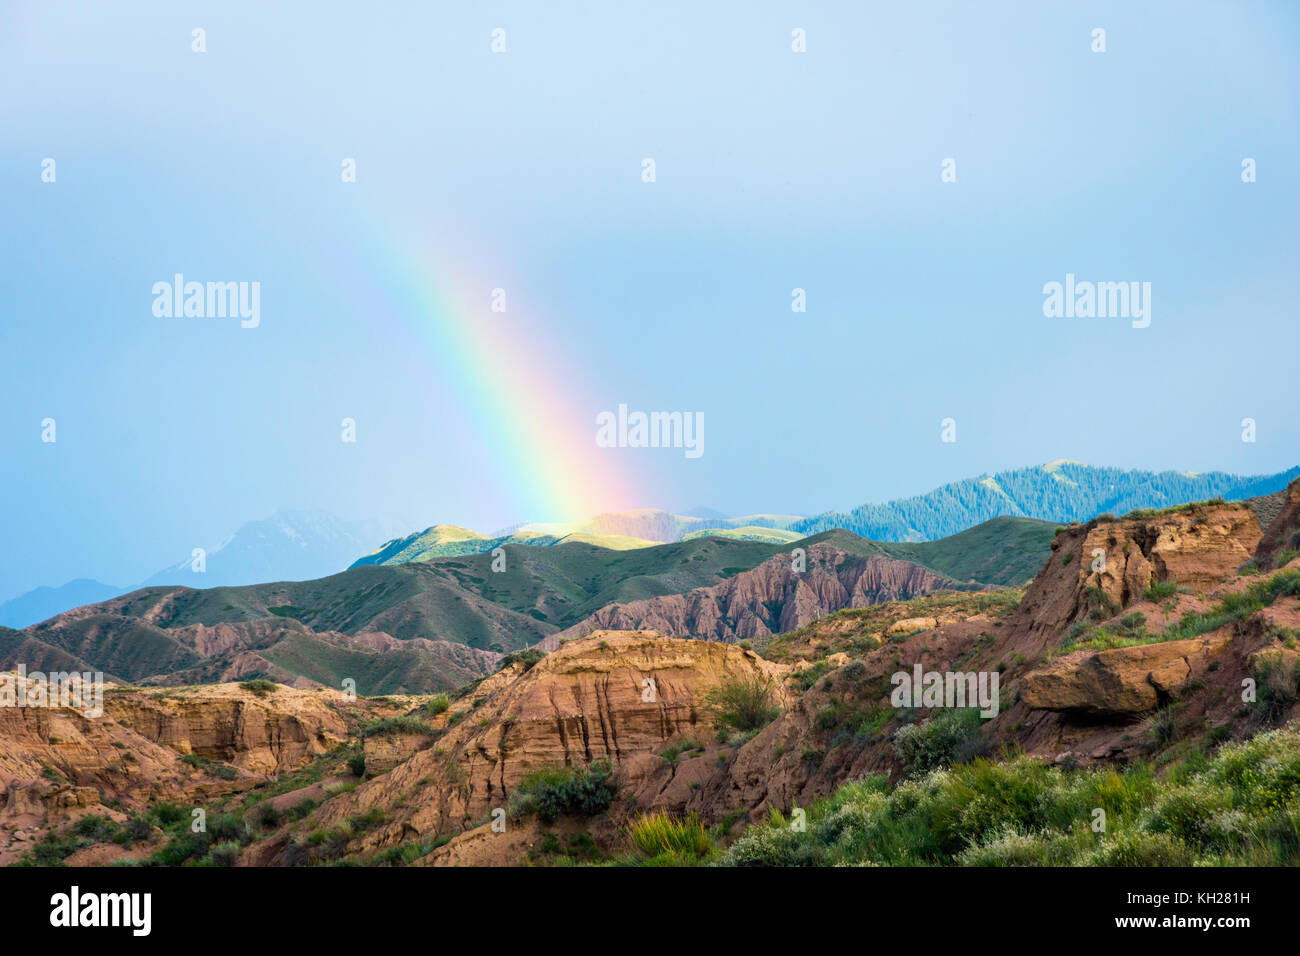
[2,1,1297,599]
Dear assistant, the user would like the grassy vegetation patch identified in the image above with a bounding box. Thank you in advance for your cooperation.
[627,811,715,864]
[705,674,779,733]
[506,760,616,823]
[359,716,434,740]
[721,722,1300,866]
[1066,569,1300,653]
[239,679,278,697]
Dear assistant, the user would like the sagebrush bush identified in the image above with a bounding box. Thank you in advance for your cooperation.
[956,828,1082,867]
[207,841,242,867]
[1080,831,1193,866]
[500,648,547,671]
[507,760,616,823]
[1253,653,1300,724]
[892,709,984,778]
[720,810,823,867]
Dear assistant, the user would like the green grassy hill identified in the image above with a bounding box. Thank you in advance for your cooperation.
[876,516,1057,586]
[417,537,790,629]
[788,516,1056,587]
[96,564,554,650]
[349,524,661,568]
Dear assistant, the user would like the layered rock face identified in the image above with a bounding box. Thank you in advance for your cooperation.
[293,632,788,855]
[1079,502,1261,607]
[0,679,384,862]
[549,546,967,647]
[363,731,431,775]
[0,698,186,840]
[104,684,348,774]
[1021,633,1234,716]
[1007,500,1265,654]
[1254,479,1300,568]
[1010,492,1296,730]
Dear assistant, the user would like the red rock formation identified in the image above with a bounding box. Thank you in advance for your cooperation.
[547,545,968,647]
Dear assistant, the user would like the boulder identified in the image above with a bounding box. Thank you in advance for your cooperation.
[1021,633,1232,716]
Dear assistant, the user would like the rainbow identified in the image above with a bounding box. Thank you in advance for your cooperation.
[354,227,638,524]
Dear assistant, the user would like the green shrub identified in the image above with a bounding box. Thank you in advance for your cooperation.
[1142,778,1233,847]
[1081,586,1119,622]
[507,760,616,823]
[957,829,1082,866]
[1115,612,1146,637]
[1082,831,1193,866]
[706,674,779,732]
[796,661,831,691]
[659,739,704,765]
[239,679,277,697]
[254,802,282,829]
[1144,706,1178,749]
[1143,580,1178,602]
[207,841,242,867]
[123,815,155,845]
[892,709,984,778]
[148,803,187,827]
[360,716,433,739]
[719,723,1300,867]
[208,812,248,843]
[722,809,824,867]
[152,831,211,866]
[371,835,451,866]
[1254,653,1300,725]
[500,648,547,671]
[72,814,121,843]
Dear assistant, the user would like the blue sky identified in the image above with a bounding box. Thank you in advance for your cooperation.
[2,1,1297,599]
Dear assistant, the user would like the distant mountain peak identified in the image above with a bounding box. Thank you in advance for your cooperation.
[138,510,408,590]
[1043,458,1084,472]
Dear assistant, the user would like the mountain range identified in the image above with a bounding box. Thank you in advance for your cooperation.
[4,463,1295,632]
[349,512,805,567]
[0,517,1055,694]
[0,511,406,630]
[792,460,1300,541]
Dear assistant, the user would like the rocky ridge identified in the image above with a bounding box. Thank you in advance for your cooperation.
[547,545,972,647]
